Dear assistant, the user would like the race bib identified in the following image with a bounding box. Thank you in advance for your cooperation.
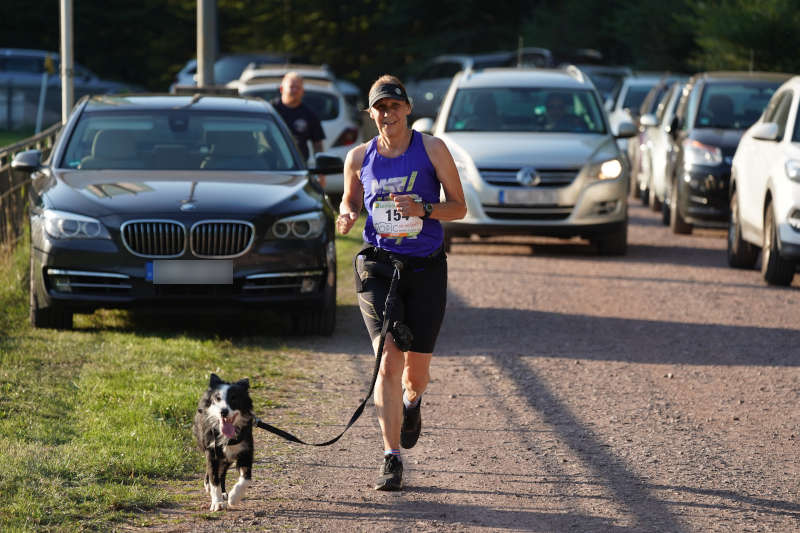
[373,200,423,237]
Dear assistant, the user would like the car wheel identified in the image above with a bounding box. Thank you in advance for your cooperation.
[726,190,758,269]
[669,181,692,234]
[592,222,627,256]
[29,255,72,330]
[661,190,671,226]
[648,173,662,211]
[291,280,336,336]
[761,204,795,286]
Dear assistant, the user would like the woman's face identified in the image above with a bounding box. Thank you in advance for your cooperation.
[370,98,411,135]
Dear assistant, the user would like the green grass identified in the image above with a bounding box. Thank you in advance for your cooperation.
[0,215,366,532]
[0,129,35,148]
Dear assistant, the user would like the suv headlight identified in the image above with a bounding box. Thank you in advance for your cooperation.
[268,211,326,240]
[43,209,111,240]
[586,158,623,180]
[683,140,722,167]
[785,160,800,182]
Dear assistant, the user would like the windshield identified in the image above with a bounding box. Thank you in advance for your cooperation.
[694,82,780,129]
[445,87,607,133]
[622,84,656,112]
[61,110,302,171]
[247,88,340,121]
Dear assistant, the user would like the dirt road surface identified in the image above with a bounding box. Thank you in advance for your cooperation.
[142,204,800,532]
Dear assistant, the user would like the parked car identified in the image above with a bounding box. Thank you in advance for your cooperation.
[607,74,664,159]
[636,80,688,222]
[412,67,636,254]
[168,52,306,92]
[728,75,800,286]
[665,71,790,234]
[11,93,342,333]
[0,48,139,128]
[405,52,517,121]
[234,65,362,196]
[630,76,687,206]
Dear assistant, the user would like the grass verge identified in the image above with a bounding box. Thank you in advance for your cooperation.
[0,215,366,532]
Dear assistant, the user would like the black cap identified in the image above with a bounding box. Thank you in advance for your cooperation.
[368,83,409,108]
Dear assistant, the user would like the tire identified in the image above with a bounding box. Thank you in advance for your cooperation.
[592,222,628,256]
[641,184,650,206]
[291,279,336,336]
[726,190,758,269]
[669,181,692,234]
[29,255,73,330]
[761,204,795,286]
[661,192,670,226]
[648,175,662,211]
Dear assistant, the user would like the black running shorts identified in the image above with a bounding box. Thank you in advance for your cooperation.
[354,247,447,354]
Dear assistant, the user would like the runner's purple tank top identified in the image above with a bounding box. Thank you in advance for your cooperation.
[360,130,443,257]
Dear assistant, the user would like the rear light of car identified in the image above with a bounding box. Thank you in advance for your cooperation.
[331,127,359,147]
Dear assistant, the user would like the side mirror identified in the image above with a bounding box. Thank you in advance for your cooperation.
[639,113,658,127]
[615,121,637,139]
[411,117,434,134]
[309,153,344,174]
[750,122,779,141]
[11,149,42,173]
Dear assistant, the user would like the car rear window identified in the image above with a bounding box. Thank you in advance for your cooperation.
[445,87,607,134]
[246,89,340,121]
[694,81,781,130]
[61,110,302,171]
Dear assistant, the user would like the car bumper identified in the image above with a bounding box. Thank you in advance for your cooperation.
[676,165,731,227]
[32,234,336,314]
[444,172,628,239]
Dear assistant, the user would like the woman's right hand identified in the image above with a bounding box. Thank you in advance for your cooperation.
[336,211,358,235]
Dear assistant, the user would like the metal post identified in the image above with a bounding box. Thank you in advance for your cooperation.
[197,0,216,87]
[60,0,74,124]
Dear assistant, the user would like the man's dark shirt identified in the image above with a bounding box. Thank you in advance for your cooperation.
[271,98,326,161]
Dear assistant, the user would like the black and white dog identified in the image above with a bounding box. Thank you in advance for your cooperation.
[193,373,254,511]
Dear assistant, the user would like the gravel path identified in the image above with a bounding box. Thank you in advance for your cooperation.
[138,204,800,532]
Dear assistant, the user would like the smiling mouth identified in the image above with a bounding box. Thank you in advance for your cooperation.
[221,413,238,438]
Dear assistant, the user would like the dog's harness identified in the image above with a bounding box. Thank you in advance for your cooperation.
[254,257,404,446]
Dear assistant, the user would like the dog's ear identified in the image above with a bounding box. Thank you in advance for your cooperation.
[210,373,223,387]
[235,378,249,390]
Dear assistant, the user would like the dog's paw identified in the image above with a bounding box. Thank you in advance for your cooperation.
[228,479,250,507]
[209,501,227,512]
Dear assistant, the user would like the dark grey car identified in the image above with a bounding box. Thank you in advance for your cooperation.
[12,94,341,334]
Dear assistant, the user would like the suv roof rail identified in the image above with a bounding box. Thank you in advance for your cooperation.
[564,64,585,83]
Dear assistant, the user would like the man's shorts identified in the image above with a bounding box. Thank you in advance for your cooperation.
[354,247,447,354]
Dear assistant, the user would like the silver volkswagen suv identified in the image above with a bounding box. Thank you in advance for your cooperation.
[413,67,636,254]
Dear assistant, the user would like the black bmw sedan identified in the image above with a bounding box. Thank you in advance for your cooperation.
[12,94,341,334]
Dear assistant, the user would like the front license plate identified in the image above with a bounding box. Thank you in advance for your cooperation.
[499,188,558,205]
[148,260,233,285]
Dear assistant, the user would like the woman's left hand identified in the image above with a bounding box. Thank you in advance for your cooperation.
[390,193,423,217]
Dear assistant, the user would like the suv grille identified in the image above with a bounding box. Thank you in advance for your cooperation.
[122,221,185,258]
[480,168,579,187]
[191,221,254,258]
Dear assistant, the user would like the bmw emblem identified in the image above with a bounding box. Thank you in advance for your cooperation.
[516,166,541,187]
[180,201,197,211]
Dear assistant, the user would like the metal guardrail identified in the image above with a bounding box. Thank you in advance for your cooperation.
[0,123,61,252]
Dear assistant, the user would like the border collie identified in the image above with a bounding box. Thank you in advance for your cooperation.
[192,373,254,511]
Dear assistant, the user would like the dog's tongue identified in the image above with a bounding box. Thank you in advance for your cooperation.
[222,420,236,438]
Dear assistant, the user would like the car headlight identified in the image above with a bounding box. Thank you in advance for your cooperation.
[785,160,800,182]
[43,209,111,240]
[586,158,623,180]
[683,140,722,167]
[268,211,326,240]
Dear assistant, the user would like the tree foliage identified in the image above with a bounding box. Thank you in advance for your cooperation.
[0,0,797,94]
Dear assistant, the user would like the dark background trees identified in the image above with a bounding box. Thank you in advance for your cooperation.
[1,0,798,94]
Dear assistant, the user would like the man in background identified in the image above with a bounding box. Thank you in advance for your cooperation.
[271,72,327,187]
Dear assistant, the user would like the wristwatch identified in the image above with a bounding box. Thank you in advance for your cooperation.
[422,202,434,219]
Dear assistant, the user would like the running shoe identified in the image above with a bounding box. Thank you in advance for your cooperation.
[401,397,422,449]
[374,454,403,491]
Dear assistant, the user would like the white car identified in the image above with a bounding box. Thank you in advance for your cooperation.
[728,76,800,286]
[234,66,362,196]
[606,75,663,153]
[413,67,636,255]
[637,80,687,221]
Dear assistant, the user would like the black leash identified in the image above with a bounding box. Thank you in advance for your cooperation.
[254,258,404,446]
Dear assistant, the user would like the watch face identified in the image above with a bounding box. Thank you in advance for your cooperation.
[424,202,433,216]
